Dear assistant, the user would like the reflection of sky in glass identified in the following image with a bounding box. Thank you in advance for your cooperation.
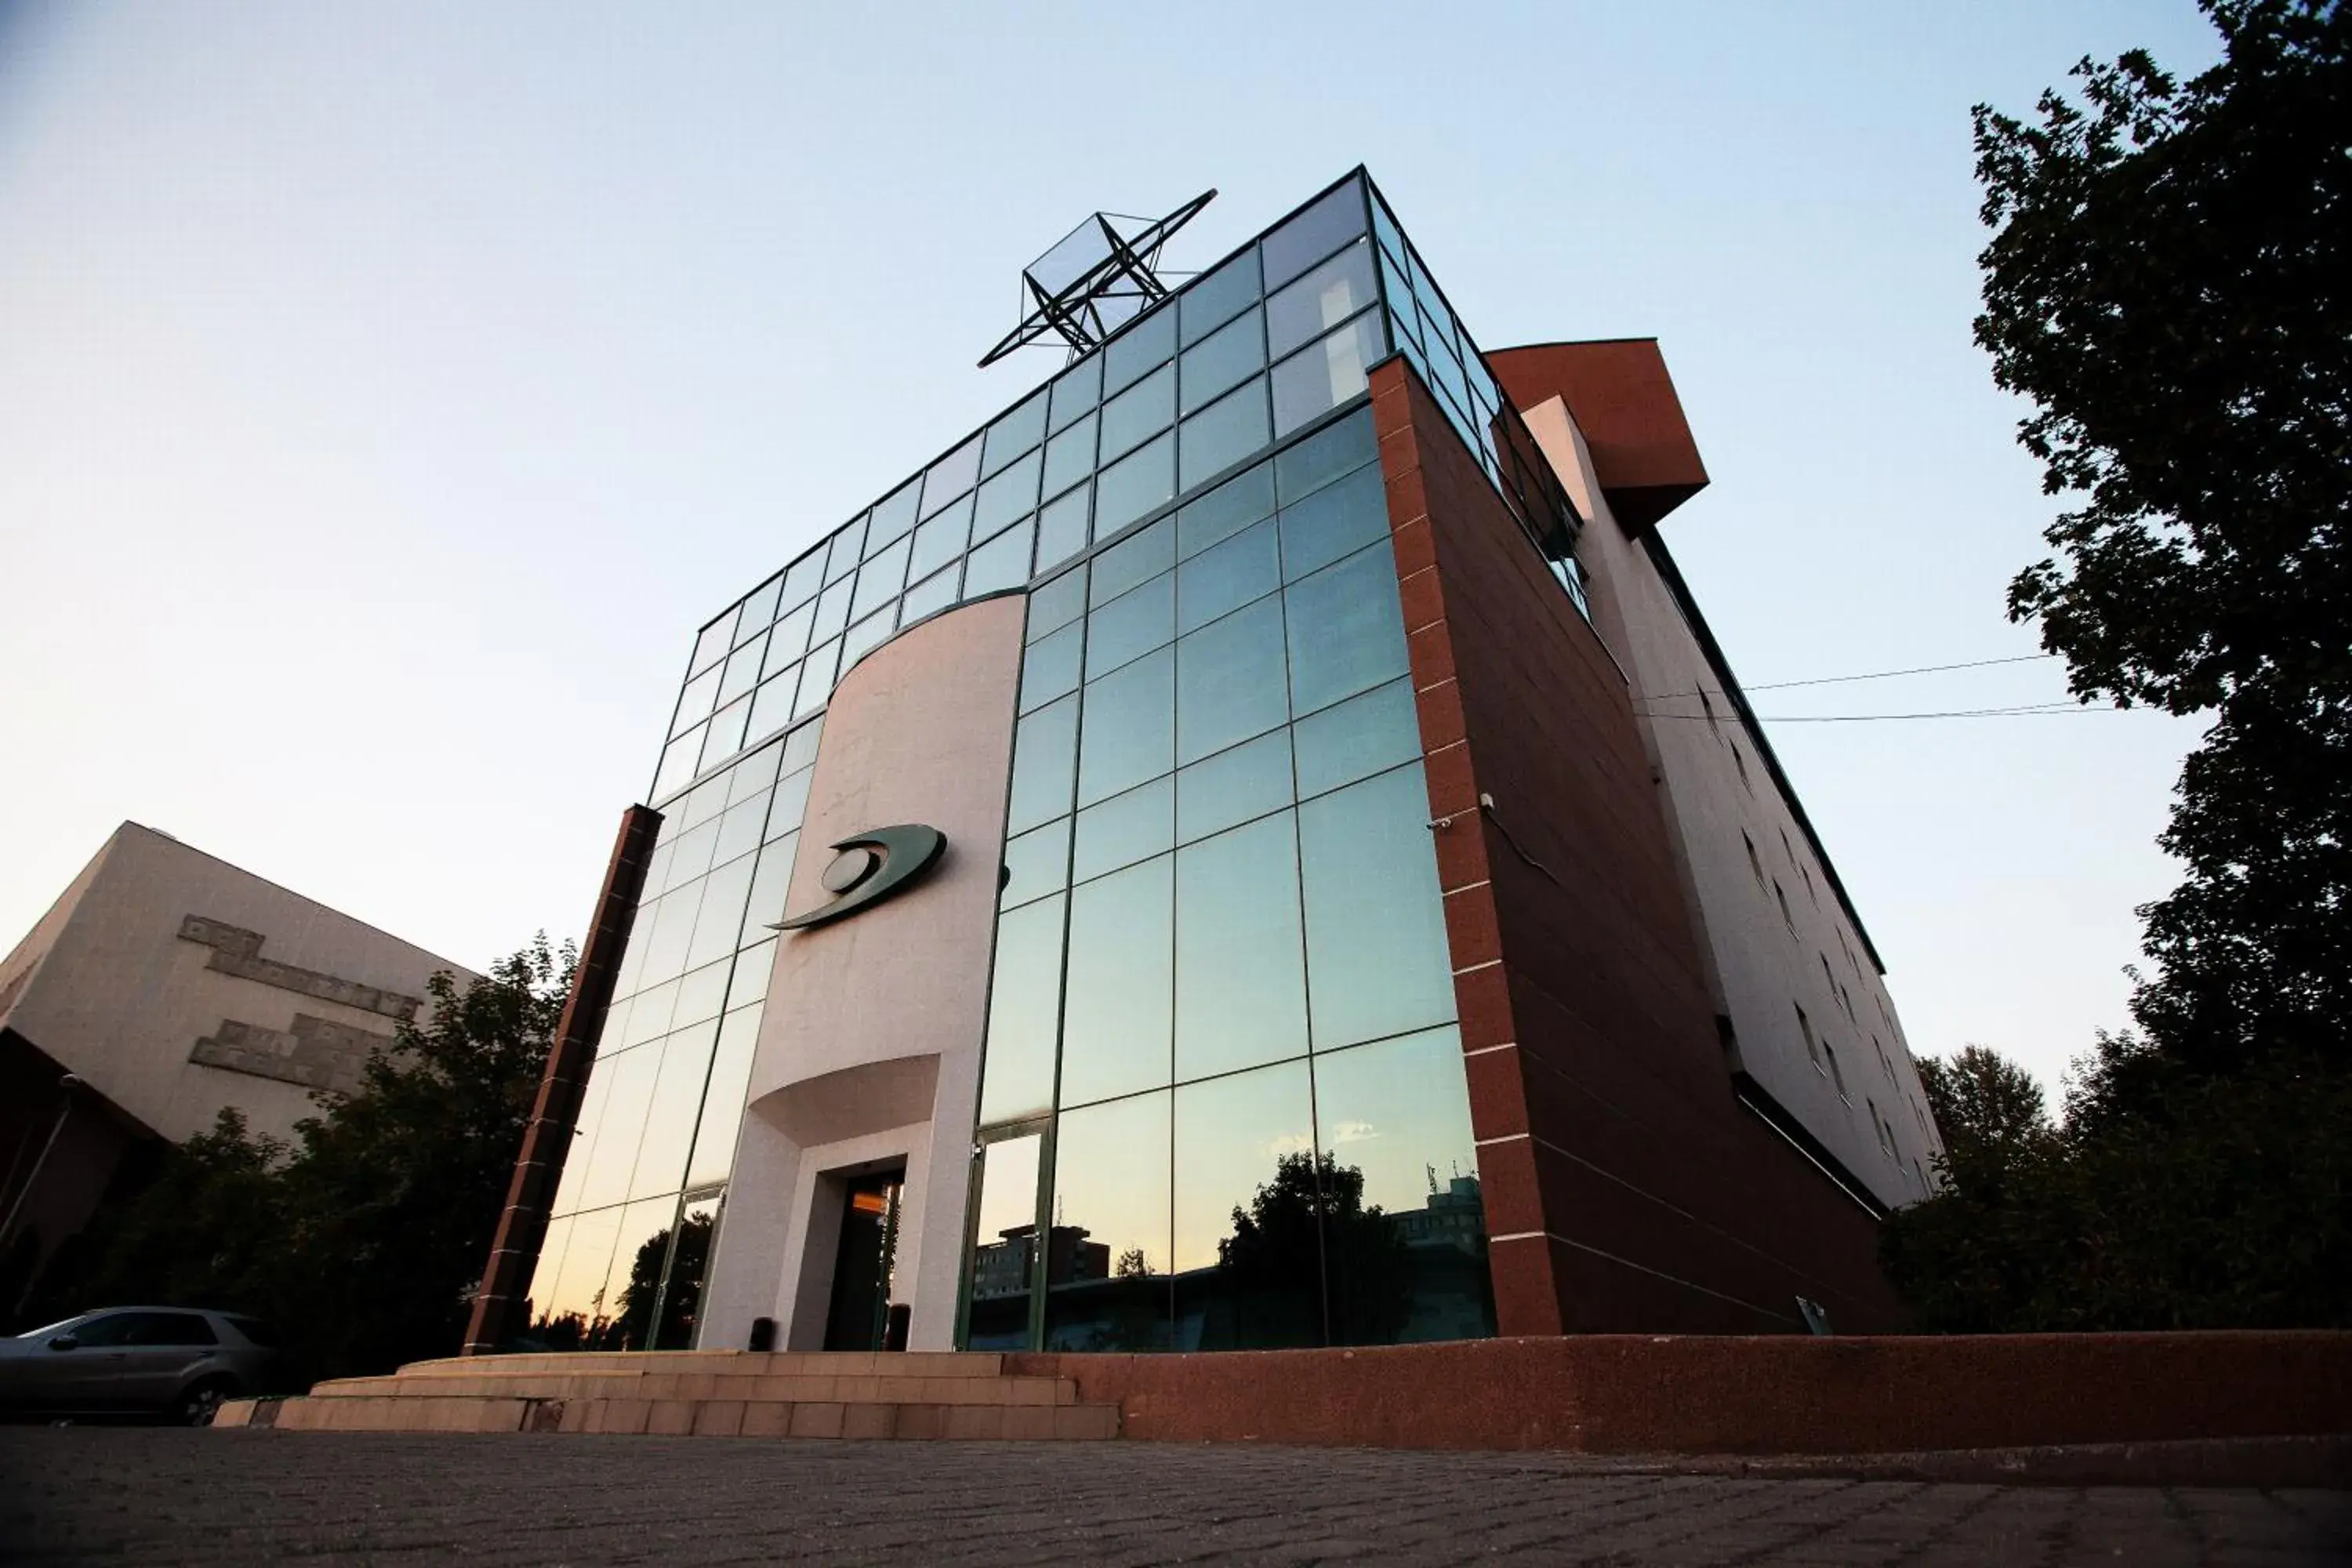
[1300,764,1455,1050]
[1311,1025,1475,1216]
[1172,1059,1314,1272]
[1051,1091,1170,1275]
[1175,811,1307,1082]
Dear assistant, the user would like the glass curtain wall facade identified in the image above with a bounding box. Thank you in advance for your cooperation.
[528,169,1583,1352]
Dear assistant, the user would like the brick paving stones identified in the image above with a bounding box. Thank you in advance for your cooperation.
[1,1428,2347,1566]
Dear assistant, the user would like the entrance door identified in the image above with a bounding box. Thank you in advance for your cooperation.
[822,1170,903,1352]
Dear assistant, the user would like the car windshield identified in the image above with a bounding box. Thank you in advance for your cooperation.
[14,1316,88,1340]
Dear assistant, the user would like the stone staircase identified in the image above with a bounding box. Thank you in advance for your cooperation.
[213,1350,1119,1440]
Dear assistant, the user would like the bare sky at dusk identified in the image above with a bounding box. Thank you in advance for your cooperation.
[0,2,2225,1098]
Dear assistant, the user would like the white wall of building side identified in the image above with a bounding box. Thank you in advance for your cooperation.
[1519,399,1944,1212]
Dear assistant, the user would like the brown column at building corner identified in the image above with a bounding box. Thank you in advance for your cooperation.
[461,803,663,1356]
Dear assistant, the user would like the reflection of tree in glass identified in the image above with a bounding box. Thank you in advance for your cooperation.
[612,1211,716,1351]
[1218,1151,1412,1346]
[1113,1247,1153,1279]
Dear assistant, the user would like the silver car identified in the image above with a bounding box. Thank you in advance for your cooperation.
[0,1308,284,1425]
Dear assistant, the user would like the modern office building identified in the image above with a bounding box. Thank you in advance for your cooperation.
[0,823,470,1313]
[520,170,1943,1359]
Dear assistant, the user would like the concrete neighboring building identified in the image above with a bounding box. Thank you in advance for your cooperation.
[0,823,470,1312]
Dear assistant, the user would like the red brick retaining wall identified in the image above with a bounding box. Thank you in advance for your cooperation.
[1008,1333,2352,1454]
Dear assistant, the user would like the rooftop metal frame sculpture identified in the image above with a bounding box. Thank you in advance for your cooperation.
[978,189,1217,368]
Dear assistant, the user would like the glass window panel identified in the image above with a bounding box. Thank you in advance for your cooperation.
[964,1133,1042,1348]
[899,564,958,625]
[866,478,921,553]
[1261,178,1367,289]
[1177,727,1293,844]
[1093,432,1174,540]
[673,960,730,1030]
[920,434,983,517]
[736,575,783,638]
[1176,811,1308,1082]
[687,852,758,971]
[604,1196,681,1348]
[1299,764,1454,1050]
[1048,354,1101,433]
[1021,620,1083,714]
[1370,191,1406,271]
[698,698,750,772]
[728,745,782,804]
[551,1065,608,1217]
[841,604,895,667]
[780,546,826,612]
[542,1202,620,1328]
[1059,855,1172,1107]
[811,576,855,643]
[1077,644,1173,808]
[1083,571,1173,681]
[680,771,731,829]
[1178,377,1271,493]
[717,633,766,707]
[686,1004,763,1188]
[579,1046,658,1210]
[739,837,797,944]
[1312,1025,1492,1345]
[690,615,735,677]
[1279,462,1388,584]
[1174,459,1275,562]
[623,977,678,1047]
[1072,775,1172,884]
[630,1022,718,1200]
[1102,303,1176,394]
[1408,248,1457,357]
[1175,594,1288,766]
[664,820,720,892]
[1284,539,1408,717]
[781,717,822,775]
[1042,414,1097,500]
[1272,311,1384,437]
[1007,693,1080,835]
[1171,1058,1321,1348]
[1044,1091,1172,1351]
[1098,361,1174,462]
[770,764,814,837]
[768,600,815,668]
[1178,515,1279,636]
[752,674,804,741]
[524,1214,573,1326]
[1034,483,1089,574]
[1000,816,1070,911]
[962,516,1034,597]
[832,515,872,579]
[1267,240,1378,361]
[727,937,777,1011]
[713,788,771,866]
[1178,307,1264,416]
[909,492,972,582]
[851,535,910,621]
[1025,564,1087,643]
[974,448,1042,540]
[1180,245,1261,346]
[1381,272,1420,353]
[1088,515,1173,607]
[672,667,721,737]
[982,387,1050,475]
[979,898,1065,1125]
[793,636,843,718]
[1294,677,1420,800]
[654,1191,724,1348]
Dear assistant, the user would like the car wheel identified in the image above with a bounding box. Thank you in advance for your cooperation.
[172,1376,240,1427]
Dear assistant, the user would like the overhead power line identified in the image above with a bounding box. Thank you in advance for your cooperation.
[1643,702,2129,724]
[1634,653,2059,709]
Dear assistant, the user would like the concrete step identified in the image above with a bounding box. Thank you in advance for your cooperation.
[216,1393,1120,1441]
[310,1370,1078,1407]
[390,1351,1011,1379]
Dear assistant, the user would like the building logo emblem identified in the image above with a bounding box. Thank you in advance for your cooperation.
[772,824,948,931]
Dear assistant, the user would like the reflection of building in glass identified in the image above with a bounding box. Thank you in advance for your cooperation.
[514,169,1946,1359]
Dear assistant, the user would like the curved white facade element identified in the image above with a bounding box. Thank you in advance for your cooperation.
[698,595,1025,1352]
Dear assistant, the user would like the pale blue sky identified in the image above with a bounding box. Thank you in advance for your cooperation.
[0,2,2223,1098]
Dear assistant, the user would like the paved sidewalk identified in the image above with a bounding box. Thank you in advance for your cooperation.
[1,1428,2346,1566]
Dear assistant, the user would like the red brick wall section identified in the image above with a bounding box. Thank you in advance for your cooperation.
[1485,339,1709,533]
[1370,359,1904,1336]
[1007,1332,2352,1454]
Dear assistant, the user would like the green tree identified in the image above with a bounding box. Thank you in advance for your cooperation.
[1915,1046,2053,1194]
[30,937,572,1381]
[1976,0,2352,1070]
